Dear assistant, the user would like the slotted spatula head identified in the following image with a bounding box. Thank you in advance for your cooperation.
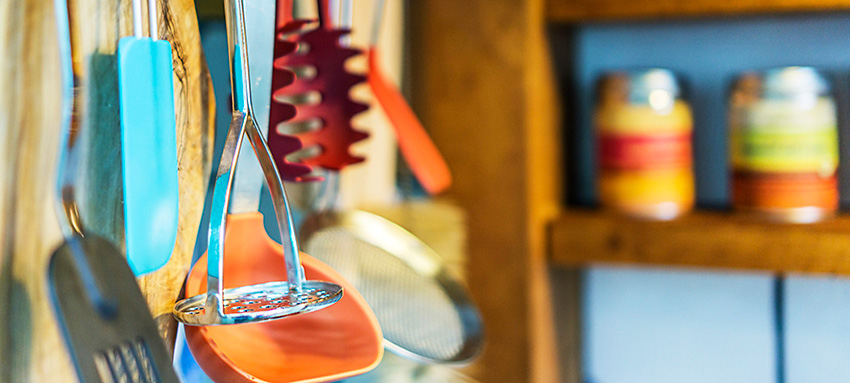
[49,235,179,383]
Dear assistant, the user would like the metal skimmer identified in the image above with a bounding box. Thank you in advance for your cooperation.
[172,0,342,326]
[301,207,484,364]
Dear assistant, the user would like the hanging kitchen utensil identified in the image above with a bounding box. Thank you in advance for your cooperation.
[267,0,318,182]
[287,0,484,365]
[49,1,180,381]
[181,0,382,380]
[117,0,179,276]
[300,179,483,364]
[268,0,369,172]
[366,0,451,195]
[172,0,343,327]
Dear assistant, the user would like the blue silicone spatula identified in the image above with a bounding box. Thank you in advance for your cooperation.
[118,0,179,276]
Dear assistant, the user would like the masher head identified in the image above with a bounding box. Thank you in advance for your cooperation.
[173,280,341,325]
[182,212,383,383]
[171,111,344,327]
[301,210,484,364]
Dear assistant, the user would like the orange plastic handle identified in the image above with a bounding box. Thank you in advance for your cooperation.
[368,48,452,195]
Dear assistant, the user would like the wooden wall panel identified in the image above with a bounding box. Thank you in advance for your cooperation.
[0,2,69,380]
[408,0,566,381]
[0,0,213,381]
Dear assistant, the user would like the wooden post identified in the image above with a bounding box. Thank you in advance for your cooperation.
[0,0,213,381]
[408,0,565,381]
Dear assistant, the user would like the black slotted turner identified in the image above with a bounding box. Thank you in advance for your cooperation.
[49,236,179,383]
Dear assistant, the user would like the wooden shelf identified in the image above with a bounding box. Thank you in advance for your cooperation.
[548,0,850,22]
[550,209,850,275]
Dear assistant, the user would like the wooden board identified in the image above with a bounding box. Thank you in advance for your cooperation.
[0,0,213,381]
[551,210,850,274]
[548,0,850,22]
[408,0,567,381]
[0,2,69,380]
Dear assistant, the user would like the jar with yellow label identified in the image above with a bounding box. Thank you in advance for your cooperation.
[729,67,838,223]
[596,69,694,220]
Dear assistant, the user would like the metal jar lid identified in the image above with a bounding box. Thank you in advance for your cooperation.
[732,66,830,100]
[597,68,682,112]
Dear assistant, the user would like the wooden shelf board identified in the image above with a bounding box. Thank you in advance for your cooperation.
[550,209,850,275]
[548,0,850,22]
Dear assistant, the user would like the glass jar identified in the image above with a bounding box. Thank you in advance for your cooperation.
[596,69,694,220]
[729,67,838,223]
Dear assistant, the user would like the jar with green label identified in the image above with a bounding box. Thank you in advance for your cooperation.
[729,67,838,223]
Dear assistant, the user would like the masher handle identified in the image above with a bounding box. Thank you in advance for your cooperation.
[207,0,308,314]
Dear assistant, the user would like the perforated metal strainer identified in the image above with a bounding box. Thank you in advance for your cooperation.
[300,208,483,364]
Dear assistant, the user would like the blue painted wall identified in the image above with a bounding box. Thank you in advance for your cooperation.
[784,275,850,382]
[571,14,850,207]
[571,14,850,383]
[584,268,776,383]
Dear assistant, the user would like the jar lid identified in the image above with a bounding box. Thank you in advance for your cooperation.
[598,68,682,112]
[629,68,680,96]
[739,66,830,97]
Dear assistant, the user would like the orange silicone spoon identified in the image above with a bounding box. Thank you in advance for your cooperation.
[184,213,383,383]
[367,0,451,195]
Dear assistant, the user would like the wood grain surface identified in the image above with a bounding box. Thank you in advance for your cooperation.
[548,0,850,22]
[408,0,565,381]
[0,2,69,381]
[552,210,850,274]
[0,0,213,381]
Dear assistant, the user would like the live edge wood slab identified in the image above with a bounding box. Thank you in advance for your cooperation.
[0,0,214,381]
[551,210,850,275]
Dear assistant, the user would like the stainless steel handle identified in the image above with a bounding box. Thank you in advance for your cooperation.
[206,0,307,316]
